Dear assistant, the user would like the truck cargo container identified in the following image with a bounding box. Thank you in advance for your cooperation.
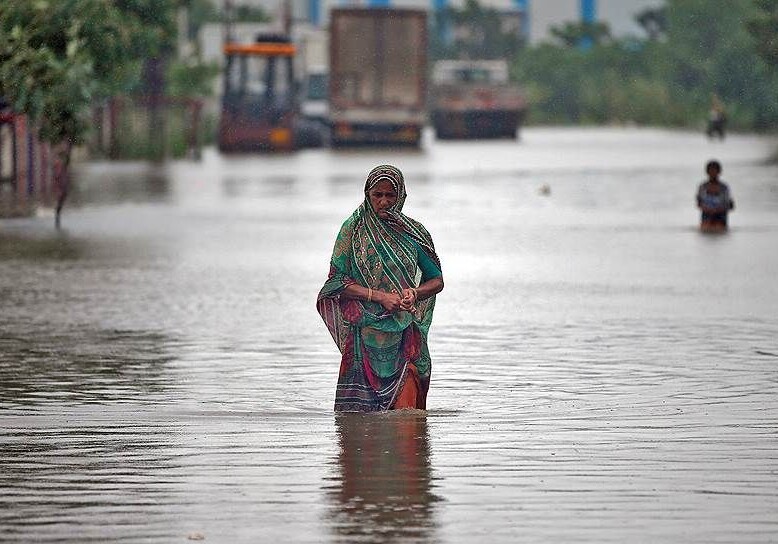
[431,60,525,140]
[329,8,427,147]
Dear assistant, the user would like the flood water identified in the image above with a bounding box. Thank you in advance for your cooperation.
[2,127,778,543]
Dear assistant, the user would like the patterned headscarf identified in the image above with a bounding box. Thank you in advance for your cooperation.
[362,164,439,269]
[364,164,407,212]
[317,165,440,351]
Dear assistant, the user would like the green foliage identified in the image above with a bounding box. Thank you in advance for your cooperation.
[185,0,270,34]
[184,0,220,40]
[513,41,685,125]
[635,6,667,41]
[513,0,778,130]
[1,3,95,144]
[549,21,612,48]
[114,0,178,57]
[432,0,522,61]
[230,5,272,23]
[110,104,196,160]
[167,59,220,97]
[747,0,778,67]
[0,0,177,145]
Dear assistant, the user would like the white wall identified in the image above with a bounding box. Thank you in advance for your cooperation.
[223,0,519,25]
[527,0,578,44]
[528,0,666,44]
[209,0,666,45]
[200,22,278,65]
[598,0,665,39]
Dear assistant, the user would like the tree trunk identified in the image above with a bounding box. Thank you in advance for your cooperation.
[143,57,167,161]
[54,141,72,229]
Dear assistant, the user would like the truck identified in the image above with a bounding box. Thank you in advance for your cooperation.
[297,29,329,131]
[218,34,323,152]
[431,60,526,140]
[328,8,428,147]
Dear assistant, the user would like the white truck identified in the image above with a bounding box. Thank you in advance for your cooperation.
[431,60,525,140]
[329,8,428,147]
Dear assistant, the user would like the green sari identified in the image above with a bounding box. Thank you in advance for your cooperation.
[317,165,441,412]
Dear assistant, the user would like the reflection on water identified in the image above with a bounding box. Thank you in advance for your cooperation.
[70,162,171,206]
[327,412,440,543]
[0,409,183,543]
[0,328,175,407]
[1,128,777,542]
[0,232,85,260]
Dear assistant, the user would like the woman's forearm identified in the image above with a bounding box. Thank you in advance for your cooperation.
[341,278,443,304]
[415,277,444,301]
[341,283,372,302]
[342,284,402,312]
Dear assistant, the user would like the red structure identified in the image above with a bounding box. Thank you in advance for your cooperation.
[0,107,55,217]
[1,98,204,220]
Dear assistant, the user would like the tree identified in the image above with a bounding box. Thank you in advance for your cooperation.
[512,0,778,129]
[0,0,177,227]
[432,0,523,61]
[747,0,778,68]
[662,0,778,127]
[635,6,667,41]
[549,21,612,48]
[183,0,271,41]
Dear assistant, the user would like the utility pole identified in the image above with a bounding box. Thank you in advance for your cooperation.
[223,0,234,46]
[514,0,529,45]
[580,0,596,50]
[282,0,292,36]
[309,0,320,26]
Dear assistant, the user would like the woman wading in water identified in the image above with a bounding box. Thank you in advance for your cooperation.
[317,165,444,412]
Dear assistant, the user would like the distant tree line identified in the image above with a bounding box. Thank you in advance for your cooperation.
[747,0,778,68]
[511,0,778,130]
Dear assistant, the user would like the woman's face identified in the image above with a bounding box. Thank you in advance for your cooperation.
[706,165,721,180]
[368,180,398,218]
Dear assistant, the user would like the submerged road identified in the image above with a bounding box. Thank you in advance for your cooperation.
[1,127,778,542]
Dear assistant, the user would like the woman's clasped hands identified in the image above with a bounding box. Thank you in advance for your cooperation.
[375,288,417,313]
[399,288,418,312]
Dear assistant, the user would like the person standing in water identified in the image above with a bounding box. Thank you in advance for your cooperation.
[317,165,444,412]
[697,160,735,232]
[706,95,727,140]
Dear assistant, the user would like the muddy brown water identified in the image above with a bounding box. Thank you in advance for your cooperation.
[1,128,777,543]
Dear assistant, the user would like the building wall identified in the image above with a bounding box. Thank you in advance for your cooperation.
[597,0,665,40]
[528,0,665,44]
[527,0,578,44]
[212,0,666,43]
[200,22,278,64]
[230,0,519,25]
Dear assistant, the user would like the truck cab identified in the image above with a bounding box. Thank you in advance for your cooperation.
[218,34,298,152]
[431,60,525,140]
